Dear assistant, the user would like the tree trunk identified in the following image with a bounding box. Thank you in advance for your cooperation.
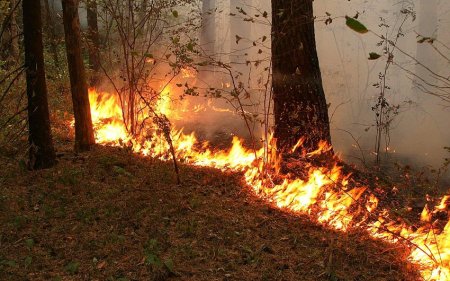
[23,0,56,169]
[201,0,216,55]
[43,0,60,66]
[62,0,95,152]
[271,0,332,153]
[229,0,252,87]
[86,0,101,86]
[9,0,19,61]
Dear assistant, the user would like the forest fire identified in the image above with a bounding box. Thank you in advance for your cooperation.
[85,88,449,281]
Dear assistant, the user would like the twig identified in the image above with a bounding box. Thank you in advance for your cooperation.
[0,66,25,105]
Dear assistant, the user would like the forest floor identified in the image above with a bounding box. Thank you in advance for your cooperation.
[0,142,423,281]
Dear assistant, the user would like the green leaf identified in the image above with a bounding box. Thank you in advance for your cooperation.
[24,256,32,268]
[368,52,381,60]
[345,16,368,34]
[25,238,35,249]
[1,259,17,268]
[64,261,79,275]
[186,42,194,52]
[145,253,162,267]
[113,166,126,175]
[115,166,132,177]
[164,259,175,273]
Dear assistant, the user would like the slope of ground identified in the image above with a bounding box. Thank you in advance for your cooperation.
[0,145,420,281]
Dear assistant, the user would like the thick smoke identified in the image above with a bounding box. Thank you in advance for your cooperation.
[62,0,450,178]
[178,0,450,178]
[314,0,450,178]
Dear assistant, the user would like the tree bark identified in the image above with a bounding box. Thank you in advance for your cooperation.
[62,0,95,152]
[23,0,56,169]
[271,0,332,153]
[86,0,101,85]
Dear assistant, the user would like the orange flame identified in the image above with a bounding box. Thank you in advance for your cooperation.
[83,88,449,281]
[181,67,197,78]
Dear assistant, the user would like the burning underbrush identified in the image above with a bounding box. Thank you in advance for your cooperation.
[84,87,449,280]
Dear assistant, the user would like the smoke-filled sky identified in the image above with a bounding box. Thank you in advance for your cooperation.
[314,0,450,173]
[209,0,450,175]
[59,0,450,175]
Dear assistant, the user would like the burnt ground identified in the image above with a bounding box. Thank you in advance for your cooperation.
[0,145,421,281]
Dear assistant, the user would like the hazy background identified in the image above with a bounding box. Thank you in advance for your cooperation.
[197,0,450,176]
[314,0,450,173]
[50,0,450,176]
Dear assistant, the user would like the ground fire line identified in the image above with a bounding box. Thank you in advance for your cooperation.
[79,87,449,281]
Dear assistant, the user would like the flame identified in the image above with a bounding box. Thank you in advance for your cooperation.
[307,140,333,157]
[291,137,305,153]
[366,193,379,212]
[88,90,130,143]
[181,67,197,78]
[83,88,449,280]
[421,205,431,223]
[437,196,449,210]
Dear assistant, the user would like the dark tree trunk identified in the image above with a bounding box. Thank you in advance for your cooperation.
[62,0,95,152]
[43,0,60,66]
[271,0,332,153]
[23,0,56,169]
[86,0,101,85]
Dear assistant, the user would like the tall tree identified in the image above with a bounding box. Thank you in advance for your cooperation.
[271,0,332,153]
[62,0,95,151]
[201,0,216,55]
[86,0,101,85]
[23,0,56,169]
[229,1,252,87]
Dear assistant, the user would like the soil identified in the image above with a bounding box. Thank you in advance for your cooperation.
[0,144,421,281]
